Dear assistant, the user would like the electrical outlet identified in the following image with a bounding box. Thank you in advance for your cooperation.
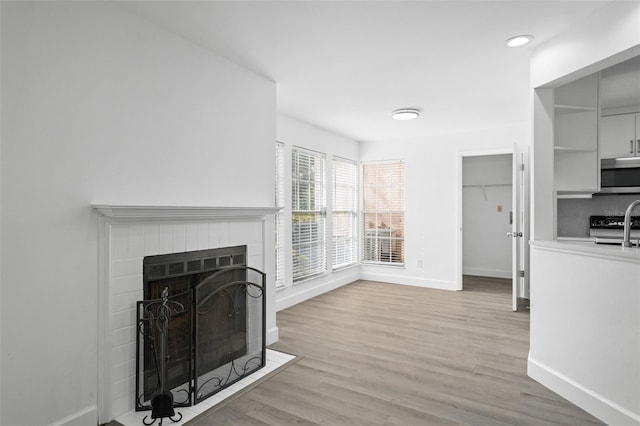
[417,259,423,268]
[497,205,503,212]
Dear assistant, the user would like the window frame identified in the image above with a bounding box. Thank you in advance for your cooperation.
[274,141,285,289]
[361,159,405,266]
[291,146,327,282]
[332,156,359,270]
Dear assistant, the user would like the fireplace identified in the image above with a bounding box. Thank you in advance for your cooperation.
[94,205,279,424]
[135,245,265,415]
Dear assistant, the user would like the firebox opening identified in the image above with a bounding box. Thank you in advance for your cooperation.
[136,245,265,414]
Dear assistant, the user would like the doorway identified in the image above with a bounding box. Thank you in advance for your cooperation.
[463,154,512,277]
[456,149,527,311]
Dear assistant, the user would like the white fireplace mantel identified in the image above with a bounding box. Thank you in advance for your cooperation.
[93,204,280,424]
[93,204,281,221]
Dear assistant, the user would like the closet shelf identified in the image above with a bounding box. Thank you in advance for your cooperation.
[462,183,511,189]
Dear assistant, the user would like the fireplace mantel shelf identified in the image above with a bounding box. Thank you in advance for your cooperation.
[93,205,281,221]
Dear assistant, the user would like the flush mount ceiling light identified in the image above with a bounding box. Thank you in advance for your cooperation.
[391,108,420,121]
[505,35,534,48]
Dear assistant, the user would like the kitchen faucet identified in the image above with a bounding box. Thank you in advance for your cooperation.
[622,199,640,247]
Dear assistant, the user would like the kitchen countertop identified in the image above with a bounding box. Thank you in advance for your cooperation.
[532,239,640,262]
[556,236,594,242]
[529,237,640,263]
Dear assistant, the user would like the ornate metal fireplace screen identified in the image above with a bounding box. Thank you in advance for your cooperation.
[135,246,266,421]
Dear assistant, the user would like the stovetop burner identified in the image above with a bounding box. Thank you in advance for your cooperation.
[589,215,640,243]
[589,215,640,229]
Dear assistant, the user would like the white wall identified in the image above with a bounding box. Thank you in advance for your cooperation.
[275,114,360,310]
[463,155,512,278]
[360,124,528,290]
[1,2,276,425]
[531,1,640,88]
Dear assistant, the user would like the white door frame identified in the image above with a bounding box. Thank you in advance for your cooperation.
[456,148,514,292]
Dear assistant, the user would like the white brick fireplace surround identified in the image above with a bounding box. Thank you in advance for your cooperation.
[93,205,280,424]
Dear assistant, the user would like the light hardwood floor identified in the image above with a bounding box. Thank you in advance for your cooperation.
[189,276,603,425]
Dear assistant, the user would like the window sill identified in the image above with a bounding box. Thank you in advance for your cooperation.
[292,271,329,286]
[286,264,359,288]
[332,263,359,273]
[361,262,405,269]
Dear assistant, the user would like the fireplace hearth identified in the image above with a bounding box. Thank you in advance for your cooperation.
[135,246,266,420]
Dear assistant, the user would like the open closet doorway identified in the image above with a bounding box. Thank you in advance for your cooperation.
[457,149,526,311]
[463,154,512,277]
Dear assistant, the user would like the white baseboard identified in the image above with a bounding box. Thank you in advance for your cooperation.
[266,326,279,345]
[49,405,96,426]
[276,270,359,311]
[276,269,459,312]
[528,356,640,426]
[359,271,457,291]
[463,267,511,279]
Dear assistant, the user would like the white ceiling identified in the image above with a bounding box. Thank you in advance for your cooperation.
[118,1,612,143]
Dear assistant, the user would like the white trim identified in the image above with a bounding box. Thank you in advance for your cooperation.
[49,405,97,426]
[266,326,279,344]
[463,267,511,279]
[457,148,514,157]
[92,205,280,220]
[96,214,110,425]
[359,271,456,291]
[528,357,640,426]
[276,269,359,311]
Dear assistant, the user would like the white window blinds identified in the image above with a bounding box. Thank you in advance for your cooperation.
[332,157,358,269]
[275,142,285,288]
[292,147,326,281]
[362,160,405,265]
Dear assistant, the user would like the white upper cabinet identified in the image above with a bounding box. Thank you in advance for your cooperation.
[600,113,640,159]
[599,55,640,159]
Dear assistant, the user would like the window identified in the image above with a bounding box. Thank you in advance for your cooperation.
[292,147,326,281]
[332,157,358,269]
[362,160,405,264]
[275,142,285,288]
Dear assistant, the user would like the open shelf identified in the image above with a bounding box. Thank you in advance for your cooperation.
[555,104,597,114]
[554,146,597,152]
[553,74,599,194]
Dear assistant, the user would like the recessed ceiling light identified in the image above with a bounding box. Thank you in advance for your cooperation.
[505,35,534,48]
[392,108,420,120]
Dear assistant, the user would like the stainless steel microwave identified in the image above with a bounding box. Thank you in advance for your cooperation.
[600,158,640,193]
